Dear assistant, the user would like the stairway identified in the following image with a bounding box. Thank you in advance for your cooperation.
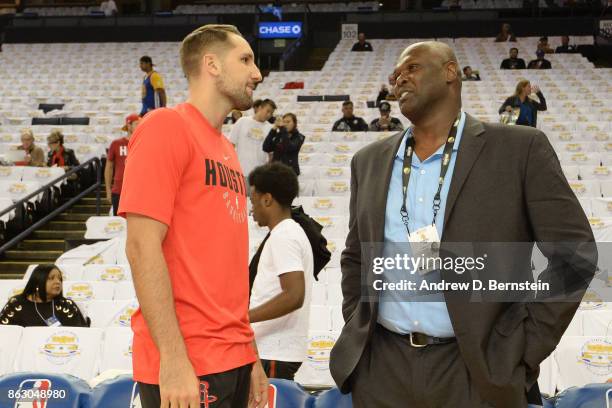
[0,188,110,279]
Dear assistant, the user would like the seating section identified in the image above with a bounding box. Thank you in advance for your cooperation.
[0,372,92,408]
[0,35,611,396]
[0,371,605,407]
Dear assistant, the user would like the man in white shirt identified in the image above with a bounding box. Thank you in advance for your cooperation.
[248,162,313,380]
[230,99,276,178]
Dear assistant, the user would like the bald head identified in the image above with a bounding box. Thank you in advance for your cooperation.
[391,41,462,124]
[398,41,458,71]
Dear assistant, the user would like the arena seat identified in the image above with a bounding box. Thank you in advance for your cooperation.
[63,281,117,302]
[85,216,127,240]
[0,372,92,408]
[91,374,139,408]
[14,327,104,380]
[99,327,134,372]
[81,264,131,282]
[555,383,612,408]
[83,299,138,328]
[0,325,23,375]
[268,379,314,407]
[312,387,352,408]
[114,281,137,300]
[554,336,612,391]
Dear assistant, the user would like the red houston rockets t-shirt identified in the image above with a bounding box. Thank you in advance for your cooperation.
[119,103,255,384]
[107,137,129,194]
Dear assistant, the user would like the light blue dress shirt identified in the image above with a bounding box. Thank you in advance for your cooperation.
[377,112,466,338]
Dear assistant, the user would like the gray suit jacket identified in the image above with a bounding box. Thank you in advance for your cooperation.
[329,114,597,407]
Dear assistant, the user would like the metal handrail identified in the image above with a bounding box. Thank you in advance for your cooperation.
[0,157,102,255]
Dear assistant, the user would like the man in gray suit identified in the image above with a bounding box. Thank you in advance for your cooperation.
[329,42,597,407]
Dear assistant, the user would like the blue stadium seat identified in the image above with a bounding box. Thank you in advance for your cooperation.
[0,372,92,407]
[268,379,314,407]
[529,397,555,408]
[555,383,612,408]
[91,374,139,407]
[313,387,352,408]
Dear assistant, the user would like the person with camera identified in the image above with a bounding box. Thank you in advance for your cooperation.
[498,80,547,127]
[262,113,305,176]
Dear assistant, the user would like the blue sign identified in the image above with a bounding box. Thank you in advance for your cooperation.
[258,22,302,39]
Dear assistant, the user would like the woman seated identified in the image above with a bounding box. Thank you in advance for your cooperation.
[0,264,89,327]
[46,130,80,169]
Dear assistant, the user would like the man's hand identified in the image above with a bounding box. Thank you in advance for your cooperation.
[248,360,268,408]
[505,106,513,113]
[24,154,32,164]
[159,354,201,408]
[105,191,112,205]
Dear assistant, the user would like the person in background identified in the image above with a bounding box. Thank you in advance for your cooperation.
[230,98,276,178]
[99,0,118,16]
[139,56,166,116]
[376,84,389,107]
[0,264,89,327]
[263,113,305,175]
[495,23,517,42]
[332,101,368,132]
[248,162,313,381]
[528,49,552,69]
[224,109,243,125]
[105,114,140,216]
[500,48,526,70]
[538,37,555,54]
[47,130,79,169]
[369,101,404,132]
[556,36,577,53]
[252,99,262,114]
[499,80,547,127]
[462,66,481,81]
[351,33,373,52]
[18,129,45,167]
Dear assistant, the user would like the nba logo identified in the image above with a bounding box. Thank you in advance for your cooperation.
[14,379,51,408]
[267,384,277,408]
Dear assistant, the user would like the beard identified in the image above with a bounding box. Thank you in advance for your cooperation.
[216,75,252,111]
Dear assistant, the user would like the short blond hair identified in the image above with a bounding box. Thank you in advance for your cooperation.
[179,24,242,81]
[20,129,34,140]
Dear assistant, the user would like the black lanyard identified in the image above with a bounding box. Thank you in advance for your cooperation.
[400,113,462,236]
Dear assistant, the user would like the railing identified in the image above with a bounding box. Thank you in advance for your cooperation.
[0,157,102,255]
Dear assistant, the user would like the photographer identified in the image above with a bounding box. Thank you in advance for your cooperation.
[262,113,305,176]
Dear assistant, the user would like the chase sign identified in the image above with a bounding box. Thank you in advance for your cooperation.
[258,22,302,39]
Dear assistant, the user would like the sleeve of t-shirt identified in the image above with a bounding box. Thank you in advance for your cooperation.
[151,72,165,90]
[118,108,191,226]
[266,230,306,277]
[107,141,116,162]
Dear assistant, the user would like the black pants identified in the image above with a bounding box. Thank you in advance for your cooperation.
[261,359,302,381]
[111,193,120,216]
[350,325,528,408]
[138,364,252,408]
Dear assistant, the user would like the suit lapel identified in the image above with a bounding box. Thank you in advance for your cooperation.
[442,114,486,237]
[370,133,405,244]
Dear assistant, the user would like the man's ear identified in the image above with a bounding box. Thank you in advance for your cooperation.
[263,192,274,207]
[202,54,221,77]
[446,62,459,83]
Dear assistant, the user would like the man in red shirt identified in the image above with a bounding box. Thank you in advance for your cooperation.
[119,24,268,408]
[105,113,140,216]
